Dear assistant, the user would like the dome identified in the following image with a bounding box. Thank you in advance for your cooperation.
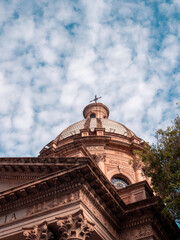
[39,100,144,185]
[54,102,136,142]
[56,118,135,141]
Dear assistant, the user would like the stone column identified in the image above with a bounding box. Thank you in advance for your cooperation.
[133,157,144,182]
[56,210,94,240]
[98,160,105,173]
[135,168,144,182]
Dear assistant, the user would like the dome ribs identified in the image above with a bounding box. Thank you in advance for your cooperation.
[84,117,91,129]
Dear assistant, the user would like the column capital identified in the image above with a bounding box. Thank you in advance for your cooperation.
[23,221,54,240]
[56,210,94,240]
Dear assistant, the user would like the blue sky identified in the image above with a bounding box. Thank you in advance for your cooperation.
[0,0,179,157]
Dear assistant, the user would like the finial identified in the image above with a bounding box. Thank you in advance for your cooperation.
[90,95,102,103]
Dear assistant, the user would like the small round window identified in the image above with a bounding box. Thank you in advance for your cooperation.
[111,177,129,189]
[90,113,96,118]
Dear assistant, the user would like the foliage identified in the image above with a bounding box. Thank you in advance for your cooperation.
[141,116,180,222]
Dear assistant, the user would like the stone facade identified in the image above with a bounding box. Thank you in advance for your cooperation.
[0,102,179,239]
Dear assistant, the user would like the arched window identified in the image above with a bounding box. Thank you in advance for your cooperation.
[90,113,96,118]
[111,177,129,189]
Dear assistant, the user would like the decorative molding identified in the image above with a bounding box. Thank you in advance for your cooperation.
[56,210,94,240]
[86,146,104,150]
[80,185,120,239]
[120,216,154,231]
[0,157,89,164]
[108,159,130,167]
[0,180,81,214]
[0,172,42,180]
[27,191,80,216]
[0,191,80,226]
[120,224,154,240]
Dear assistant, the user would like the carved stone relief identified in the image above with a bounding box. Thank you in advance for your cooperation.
[106,160,135,177]
[120,225,153,240]
[92,153,106,163]
[0,192,80,226]
[23,222,54,240]
[108,159,130,167]
[56,210,94,240]
[27,192,80,216]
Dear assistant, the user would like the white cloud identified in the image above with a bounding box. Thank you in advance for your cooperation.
[0,0,179,156]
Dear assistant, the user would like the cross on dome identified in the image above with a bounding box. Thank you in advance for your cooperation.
[90,95,102,103]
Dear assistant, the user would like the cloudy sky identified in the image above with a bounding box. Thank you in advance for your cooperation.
[0,0,179,157]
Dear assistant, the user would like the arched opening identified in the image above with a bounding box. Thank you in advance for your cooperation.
[111,176,130,189]
[90,113,96,118]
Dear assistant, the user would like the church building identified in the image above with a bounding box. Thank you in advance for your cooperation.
[0,100,179,239]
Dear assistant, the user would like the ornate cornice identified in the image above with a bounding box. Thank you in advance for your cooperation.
[0,163,125,217]
[0,157,89,177]
[125,196,160,212]
[0,165,85,214]
[40,132,144,158]
[0,157,89,163]
[0,158,178,239]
